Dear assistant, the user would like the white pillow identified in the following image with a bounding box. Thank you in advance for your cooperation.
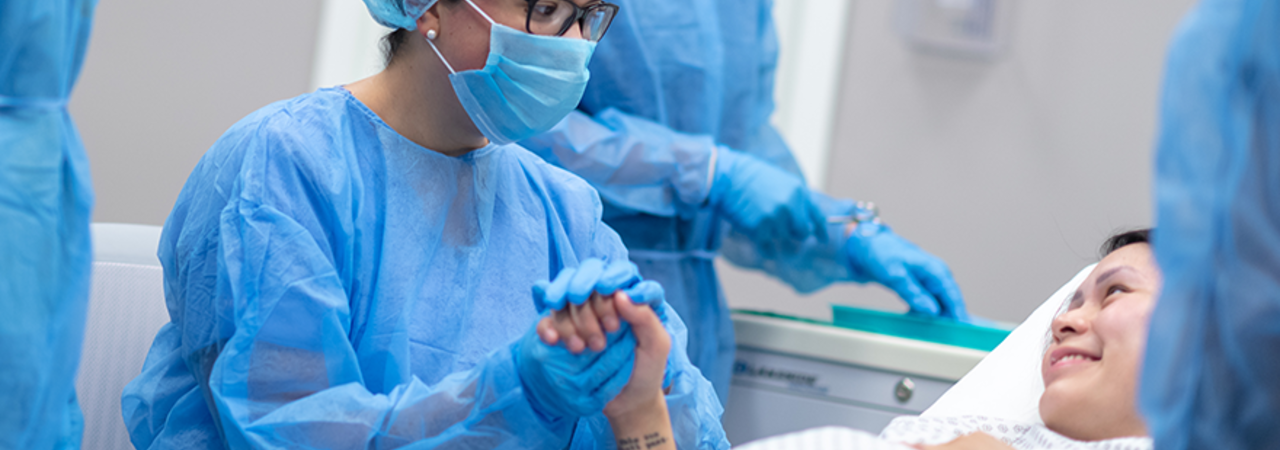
[919,264,1096,424]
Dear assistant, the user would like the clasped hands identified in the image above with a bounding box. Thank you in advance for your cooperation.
[517,258,673,425]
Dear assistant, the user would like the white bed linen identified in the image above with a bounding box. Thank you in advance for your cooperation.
[735,416,1152,450]
[879,416,1151,449]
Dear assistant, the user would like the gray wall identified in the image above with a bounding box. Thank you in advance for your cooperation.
[69,0,322,225]
[721,0,1197,323]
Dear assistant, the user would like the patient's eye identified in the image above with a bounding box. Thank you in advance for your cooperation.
[1102,284,1129,305]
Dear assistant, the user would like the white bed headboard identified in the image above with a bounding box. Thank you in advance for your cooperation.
[920,264,1096,424]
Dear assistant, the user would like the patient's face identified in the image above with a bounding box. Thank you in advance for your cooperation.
[1039,243,1159,441]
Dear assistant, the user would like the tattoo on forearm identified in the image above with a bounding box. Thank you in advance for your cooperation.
[644,432,668,449]
[617,432,669,450]
[618,437,641,450]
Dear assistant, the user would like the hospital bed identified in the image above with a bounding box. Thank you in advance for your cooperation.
[722,312,986,444]
[724,266,1095,446]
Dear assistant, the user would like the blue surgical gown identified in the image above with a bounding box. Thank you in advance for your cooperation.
[520,0,859,403]
[120,87,727,450]
[0,1,96,448]
[1142,0,1280,448]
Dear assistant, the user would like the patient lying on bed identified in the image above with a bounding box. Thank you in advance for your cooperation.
[739,229,1158,450]
[546,229,1160,450]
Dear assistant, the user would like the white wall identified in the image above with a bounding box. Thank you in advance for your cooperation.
[721,0,1197,323]
[770,0,853,189]
[311,0,390,91]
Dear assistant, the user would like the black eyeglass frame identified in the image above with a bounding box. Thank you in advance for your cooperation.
[524,0,620,41]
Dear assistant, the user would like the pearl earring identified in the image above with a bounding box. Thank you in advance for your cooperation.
[426,29,437,40]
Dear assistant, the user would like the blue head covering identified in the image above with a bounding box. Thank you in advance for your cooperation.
[361,0,437,29]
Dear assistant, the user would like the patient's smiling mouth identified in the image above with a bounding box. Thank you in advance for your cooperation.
[1052,354,1094,365]
[1048,347,1100,367]
[1043,346,1102,386]
[1044,346,1102,383]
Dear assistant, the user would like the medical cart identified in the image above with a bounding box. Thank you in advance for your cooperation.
[723,310,998,445]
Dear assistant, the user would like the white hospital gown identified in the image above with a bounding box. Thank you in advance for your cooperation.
[737,416,1152,450]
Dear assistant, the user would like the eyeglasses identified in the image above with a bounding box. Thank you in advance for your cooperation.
[524,0,620,42]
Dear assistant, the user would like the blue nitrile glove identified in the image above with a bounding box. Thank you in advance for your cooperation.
[533,258,666,313]
[529,258,674,396]
[709,148,828,248]
[516,321,638,420]
[844,222,969,320]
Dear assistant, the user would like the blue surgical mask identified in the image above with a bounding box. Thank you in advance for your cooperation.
[427,0,597,145]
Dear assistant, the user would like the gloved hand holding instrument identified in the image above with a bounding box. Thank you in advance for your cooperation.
[838,204,968,321]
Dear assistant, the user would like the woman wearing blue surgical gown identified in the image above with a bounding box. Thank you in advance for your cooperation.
[0,0,97,448]
[1142,0,1280,448]
[519,0,969,404]
[120,0,726,448]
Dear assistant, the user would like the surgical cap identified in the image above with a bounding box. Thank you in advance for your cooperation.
[361,0,437,30]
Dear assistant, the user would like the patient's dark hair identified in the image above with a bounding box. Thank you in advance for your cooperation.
[1100,229,1151,257]
[381,0,463,67]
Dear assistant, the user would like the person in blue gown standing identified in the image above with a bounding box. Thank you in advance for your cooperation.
[0,1,98,448]
[520,0,969,404]
[1142,0,1280,448]
[120,0,727,448]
